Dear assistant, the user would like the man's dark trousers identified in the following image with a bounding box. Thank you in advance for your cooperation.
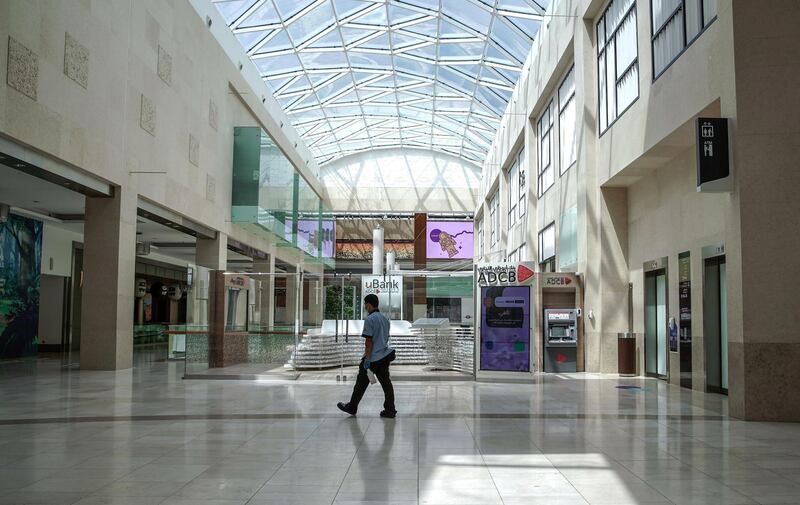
[348,354,395,414]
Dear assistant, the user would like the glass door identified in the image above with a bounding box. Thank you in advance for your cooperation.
[645,269,668,378]
[704,256,728,394]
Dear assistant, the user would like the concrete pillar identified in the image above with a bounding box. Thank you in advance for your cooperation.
[196,233,227,270]
[196,233,228,368]
[253,255,275,330]
[372,226,384,275]
[284,264,301,329]
[79,186,137,370]
[727,0,800,421]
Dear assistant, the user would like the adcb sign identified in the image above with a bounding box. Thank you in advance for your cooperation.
[477,263,535,286]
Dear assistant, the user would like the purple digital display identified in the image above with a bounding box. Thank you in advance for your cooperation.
[426,221,474,259]
[285,219,336,258]
[480,286,530,372]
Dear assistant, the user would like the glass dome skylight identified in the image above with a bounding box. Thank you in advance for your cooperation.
[213,0,548,166]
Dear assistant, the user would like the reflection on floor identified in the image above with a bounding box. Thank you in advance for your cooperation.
[186,363,471,382]
[1,358,800,505]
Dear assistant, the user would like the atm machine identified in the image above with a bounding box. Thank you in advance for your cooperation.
[543,309,578,372]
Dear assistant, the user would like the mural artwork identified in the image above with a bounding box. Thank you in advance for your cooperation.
[0,214,43,358]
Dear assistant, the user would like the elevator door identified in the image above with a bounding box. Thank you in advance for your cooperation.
[704,256,728,394]
[645,269,668,378]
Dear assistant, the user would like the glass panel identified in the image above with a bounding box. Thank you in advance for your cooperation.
[615,11,637,77]
[598,50,608,131]
[685,0,701,41]
[606,37,617,121]
[490,22,530,62]
[558,67,575,111]
[239,1,281,27]
[507,161,518,228]
[538,223,555,262]
[653,12,683,75]
[616,64,638,114]
[214,0,545,167]
[652,0,681,31]
[287,2,335,45]
[558,205,578,270]
[703,0,717,25]
[645,274,657,375]
[559,97,576,172]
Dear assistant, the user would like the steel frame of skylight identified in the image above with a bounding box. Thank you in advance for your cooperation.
[213,0,547,167]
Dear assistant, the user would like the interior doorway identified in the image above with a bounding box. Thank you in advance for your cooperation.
[645,268,668,378]
[704,256,728,394]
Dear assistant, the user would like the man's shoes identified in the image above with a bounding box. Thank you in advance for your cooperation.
[337,402,356,416]
[380,410,397,419]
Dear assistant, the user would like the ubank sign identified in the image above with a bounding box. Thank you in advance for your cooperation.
[476,262,536,286]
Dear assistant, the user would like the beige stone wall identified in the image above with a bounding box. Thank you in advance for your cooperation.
[475,0,741,379]
[627,148,731,385]
[0,0,320,270]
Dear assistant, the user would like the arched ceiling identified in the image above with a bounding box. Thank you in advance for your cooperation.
[213,0,548,166]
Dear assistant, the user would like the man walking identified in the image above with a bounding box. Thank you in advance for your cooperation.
[337,294,396,418]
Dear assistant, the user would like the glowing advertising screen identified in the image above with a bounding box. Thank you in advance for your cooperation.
[480,285,530,372]
[426,221,474,259]
[285,219,336,258]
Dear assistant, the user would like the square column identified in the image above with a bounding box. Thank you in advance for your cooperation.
[253,255,275,330]
[727,0,800,421]
[80,186,137,370]
[196,233,227,270]
[283,264,302,329]
[196,234,230,368]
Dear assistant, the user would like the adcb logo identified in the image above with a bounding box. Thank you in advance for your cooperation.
[517,264,534,283]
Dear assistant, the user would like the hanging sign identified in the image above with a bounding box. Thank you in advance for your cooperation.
[696,117,732,192]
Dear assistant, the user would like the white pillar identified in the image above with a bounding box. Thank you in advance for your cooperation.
[372,226,384,275]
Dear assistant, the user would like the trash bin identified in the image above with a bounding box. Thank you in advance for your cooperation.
[617,332,636,377]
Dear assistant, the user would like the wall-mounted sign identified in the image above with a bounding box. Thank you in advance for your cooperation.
[476,263,535,286]
[543,276,573,287]
[538,272,577,288]
[696,117,731,193]
[225,274,249,289]
[362,275,403,318]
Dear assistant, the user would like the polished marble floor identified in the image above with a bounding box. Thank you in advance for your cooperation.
[1,357,800,505]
